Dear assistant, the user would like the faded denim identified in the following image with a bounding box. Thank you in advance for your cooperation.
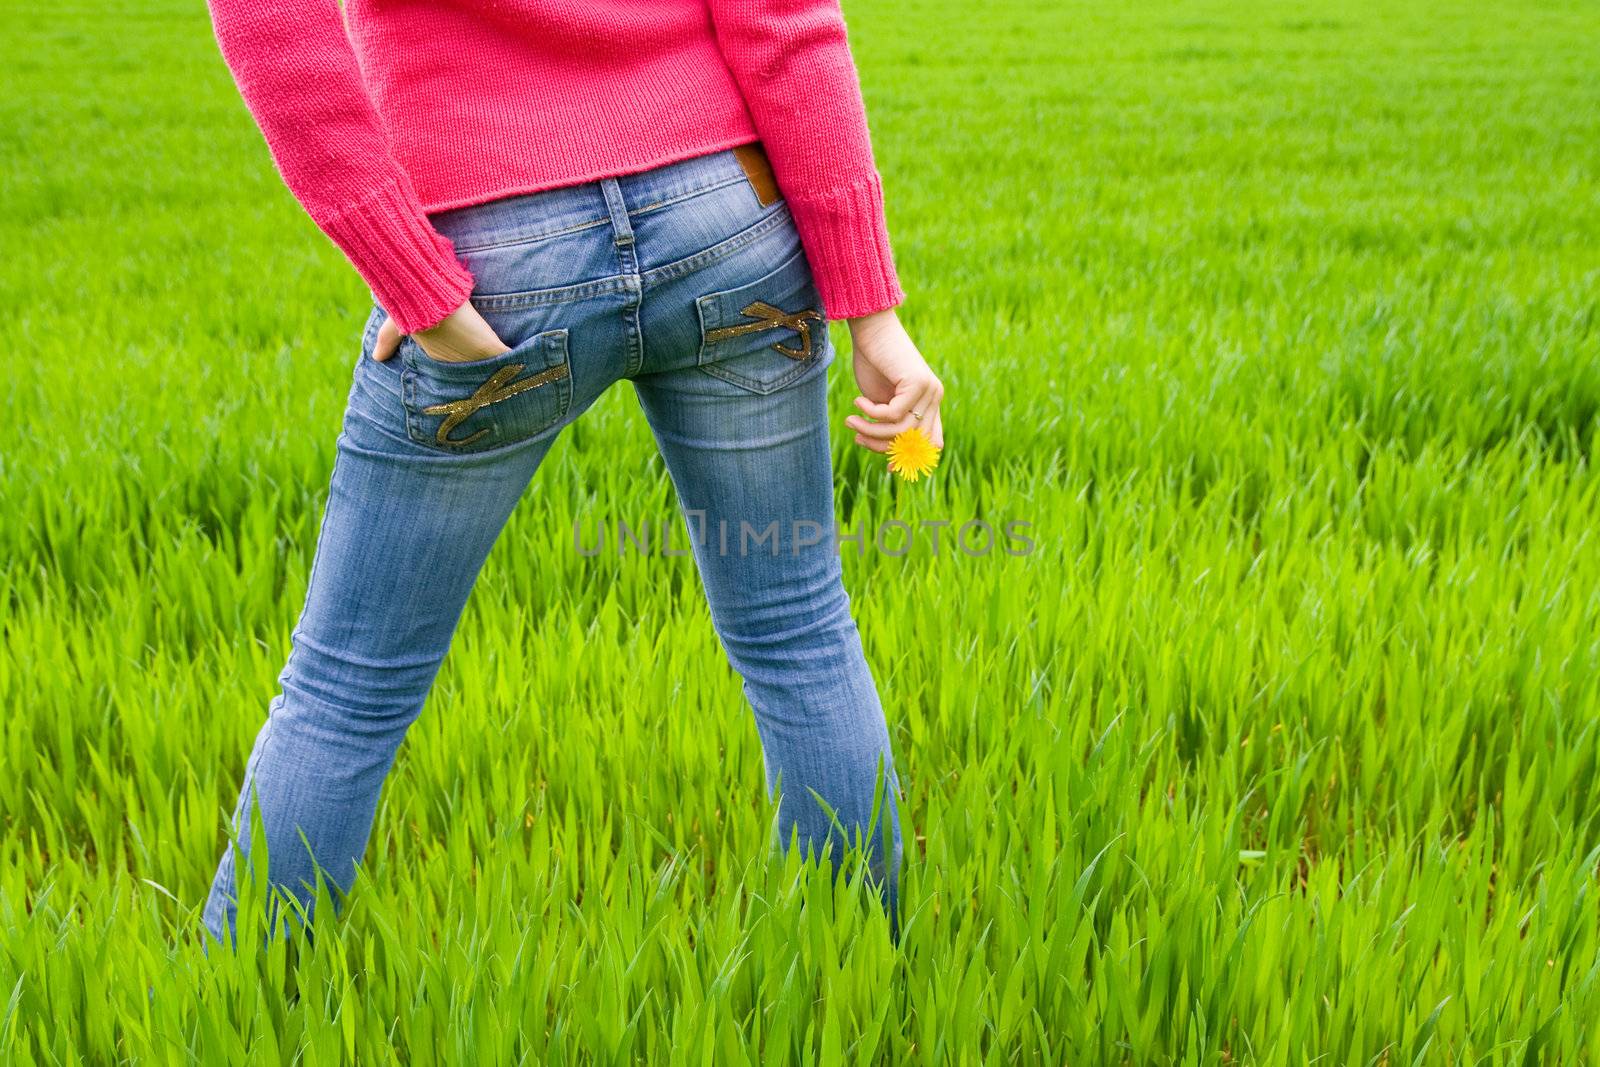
[202,147,903,943]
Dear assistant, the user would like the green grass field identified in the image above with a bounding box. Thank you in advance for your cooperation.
[4,0,1600,1061]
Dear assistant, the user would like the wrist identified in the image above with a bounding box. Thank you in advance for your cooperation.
[846,307,899,339]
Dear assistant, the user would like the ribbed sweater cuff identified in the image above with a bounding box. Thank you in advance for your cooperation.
[318,178,477,334]
[786,171,906,320]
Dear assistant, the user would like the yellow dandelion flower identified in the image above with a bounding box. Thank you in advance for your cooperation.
[887,426,941,482]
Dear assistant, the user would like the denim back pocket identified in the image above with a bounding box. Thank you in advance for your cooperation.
[696,246,828,395]
[401,328,572,453]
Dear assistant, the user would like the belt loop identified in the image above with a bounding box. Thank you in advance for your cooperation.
[599,177,635,247]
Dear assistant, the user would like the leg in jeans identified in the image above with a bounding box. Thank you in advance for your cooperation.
[630,198,904,926]
[204,150,902,943]
[202,278,617,942]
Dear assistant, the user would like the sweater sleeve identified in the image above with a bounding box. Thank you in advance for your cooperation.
[706,0,906,320]
[206,0,475,334]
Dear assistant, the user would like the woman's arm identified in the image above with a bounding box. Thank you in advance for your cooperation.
[708,1,941,451]
[706,0,907,321]
[205,0,475,335]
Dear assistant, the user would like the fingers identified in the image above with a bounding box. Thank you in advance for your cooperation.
[852,387,919,424]
[853,431,892,454]
[371,316,401,362]
[853,411,941,453]
[845,377,944,443]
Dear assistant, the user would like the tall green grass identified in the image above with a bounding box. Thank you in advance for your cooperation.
[3,0,1599,1061]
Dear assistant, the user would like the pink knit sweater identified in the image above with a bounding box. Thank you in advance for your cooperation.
[205,0,906,333]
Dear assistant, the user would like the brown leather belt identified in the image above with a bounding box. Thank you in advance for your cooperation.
[732,142,782,208]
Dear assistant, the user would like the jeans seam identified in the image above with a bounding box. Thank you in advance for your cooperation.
[470,274,634,311]
[626,173,752,217]
[449,216,612,253]
[640,203,795,289]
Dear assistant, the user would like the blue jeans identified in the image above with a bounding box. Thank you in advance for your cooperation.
[202,147,903,943]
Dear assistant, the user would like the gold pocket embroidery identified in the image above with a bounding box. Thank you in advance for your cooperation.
[422,362,571,448]
[703,301,823,360]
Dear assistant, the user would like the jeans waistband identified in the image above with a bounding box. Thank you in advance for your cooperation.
[427,143,763,253]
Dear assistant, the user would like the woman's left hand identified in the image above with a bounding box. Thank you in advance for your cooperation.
[371,300,511,363]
